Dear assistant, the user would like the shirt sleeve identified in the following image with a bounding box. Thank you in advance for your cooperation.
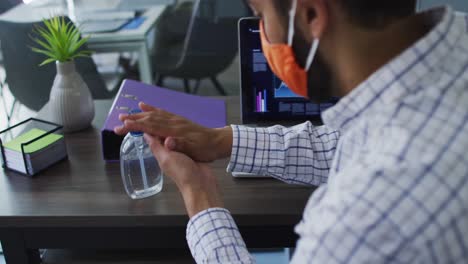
[186,164,432,264]
[227,122,340,186]
[186,208,255,264]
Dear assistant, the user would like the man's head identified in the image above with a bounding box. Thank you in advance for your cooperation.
[248,0,418,101]
[336,0,418,29]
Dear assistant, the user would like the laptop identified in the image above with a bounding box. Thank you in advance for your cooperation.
[235,17,338,177]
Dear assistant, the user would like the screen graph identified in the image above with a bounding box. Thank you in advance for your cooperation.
[273,77,301,98]
[256,89,268,113]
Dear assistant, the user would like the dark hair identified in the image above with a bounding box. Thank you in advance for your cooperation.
[273,0,417,29]
[337,0,418,28]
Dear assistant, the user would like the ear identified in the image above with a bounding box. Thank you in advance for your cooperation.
[296,0,329,40]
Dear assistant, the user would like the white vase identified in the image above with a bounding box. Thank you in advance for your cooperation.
[48,61,95,133]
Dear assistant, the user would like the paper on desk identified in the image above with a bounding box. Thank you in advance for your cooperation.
[75,11,135,22]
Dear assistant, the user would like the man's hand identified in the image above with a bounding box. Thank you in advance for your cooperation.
[114,102,233,162]
[144,134,223,217]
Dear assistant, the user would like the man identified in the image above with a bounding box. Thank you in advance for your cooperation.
[115,0,468,262]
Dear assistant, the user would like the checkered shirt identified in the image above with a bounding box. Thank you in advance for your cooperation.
[187,7,468,263]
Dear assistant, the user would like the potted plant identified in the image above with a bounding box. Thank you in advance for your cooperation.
[31,16,95,133]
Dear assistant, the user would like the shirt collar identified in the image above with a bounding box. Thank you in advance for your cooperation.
[322,6,462,132]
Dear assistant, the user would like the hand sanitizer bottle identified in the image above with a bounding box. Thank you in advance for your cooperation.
[120,109,163,199]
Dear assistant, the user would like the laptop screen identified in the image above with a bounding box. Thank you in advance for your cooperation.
[238,17,338,124]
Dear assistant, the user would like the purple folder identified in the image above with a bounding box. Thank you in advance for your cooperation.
[101,79,227,161]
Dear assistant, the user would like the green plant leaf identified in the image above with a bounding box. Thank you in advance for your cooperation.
[39,58,57,66]
[31,37,53,52]
[31,47,57,59]
[30,16,91,65]
[68,37,88,55]
[35,25,62,56]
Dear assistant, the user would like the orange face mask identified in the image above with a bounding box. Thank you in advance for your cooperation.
[259,0,320,98]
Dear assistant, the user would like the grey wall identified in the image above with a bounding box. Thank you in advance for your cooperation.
[418,0,468,12]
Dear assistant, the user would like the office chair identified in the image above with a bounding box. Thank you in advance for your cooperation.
[0,17,117,125]
[0,1,23,124]
[0,0,21,14]
[152,0,250,95]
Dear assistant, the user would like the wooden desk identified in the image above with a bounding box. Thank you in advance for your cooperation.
[0,97,314,264]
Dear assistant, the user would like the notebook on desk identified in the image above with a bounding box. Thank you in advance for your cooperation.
[117,0,174,11]
[101,79,227,161]
[80,19,130,34]
[75,10,136,33]
[2,128,67,176]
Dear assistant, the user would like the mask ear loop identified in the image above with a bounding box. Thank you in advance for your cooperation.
[305,39,320,71]
[287,0,298,46]
[288,0,320,72]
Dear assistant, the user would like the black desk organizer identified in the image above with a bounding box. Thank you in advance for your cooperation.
[0,118,65,176]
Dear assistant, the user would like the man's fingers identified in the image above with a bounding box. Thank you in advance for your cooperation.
[119,112,147,122]
[113,125,128,135]
[124,120,149,133]
[164,137,176,150]
[165,137,187,153]
[165,137,187,152]
[139,102,158,112]
[114,119,172,138]
[115,120,153,136]
[114,103,184,138]
[118,102,161,122]
[144,134,167,162]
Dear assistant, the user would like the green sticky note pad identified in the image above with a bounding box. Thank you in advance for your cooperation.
[3,128,63,154]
